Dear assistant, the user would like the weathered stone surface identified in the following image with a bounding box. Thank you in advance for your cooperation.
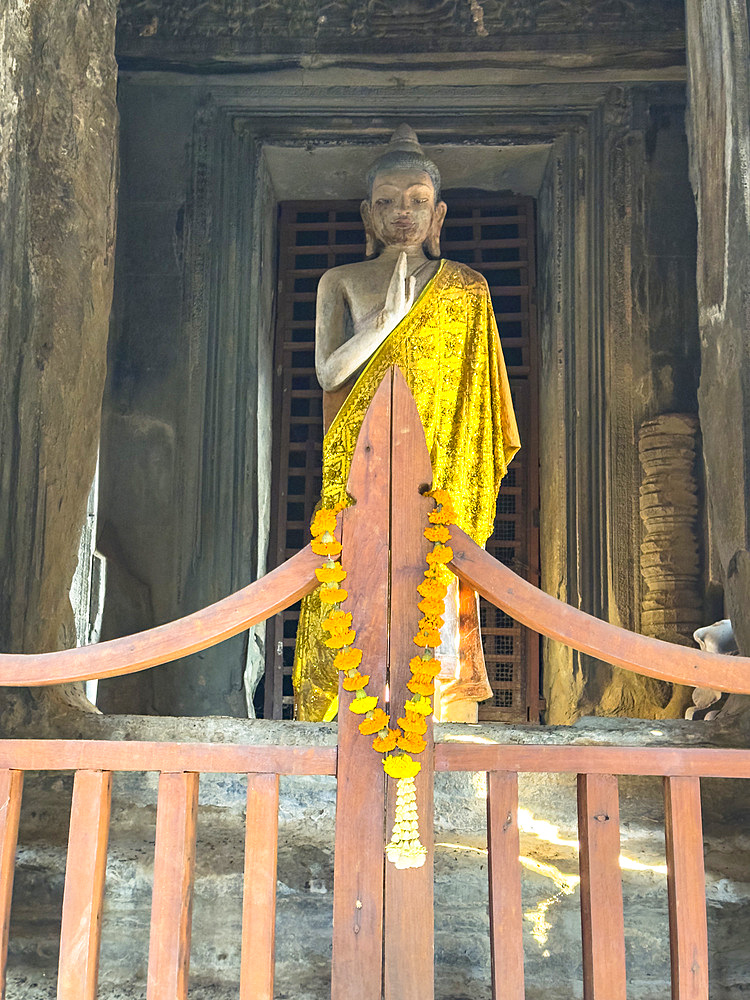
[538,90,701,723]
[115,0,685,62]
[638,414,703,667]
[686,1,750,672]
[96,85,275,717]
[0,1,118,710]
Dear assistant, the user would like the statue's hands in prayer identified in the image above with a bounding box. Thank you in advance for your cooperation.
[377,251,416,334]
[315,251,421,392]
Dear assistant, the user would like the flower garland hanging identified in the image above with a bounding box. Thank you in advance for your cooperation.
[310,489,456,870]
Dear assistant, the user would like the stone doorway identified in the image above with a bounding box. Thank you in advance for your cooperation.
[97,84,700,722]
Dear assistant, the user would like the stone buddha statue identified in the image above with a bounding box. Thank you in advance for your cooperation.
[293,125,520,723]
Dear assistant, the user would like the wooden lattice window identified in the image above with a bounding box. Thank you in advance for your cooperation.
[263,198,541,722]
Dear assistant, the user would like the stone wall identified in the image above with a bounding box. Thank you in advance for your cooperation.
[0,0,118,714]
[115,0,685,63]
[96,87,277,718]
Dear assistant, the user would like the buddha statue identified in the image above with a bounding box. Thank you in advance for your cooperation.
[293,125,520,723]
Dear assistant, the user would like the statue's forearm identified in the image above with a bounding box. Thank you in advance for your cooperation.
[315,254,414,392]
[316,317,392,392]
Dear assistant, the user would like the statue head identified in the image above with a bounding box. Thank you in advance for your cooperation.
[361,125,447,258]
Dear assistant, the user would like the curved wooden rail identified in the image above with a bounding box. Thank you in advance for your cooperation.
[1,359,747,698]
[2,516,748,695]
[450,525,750,695]
[0,546,319,686]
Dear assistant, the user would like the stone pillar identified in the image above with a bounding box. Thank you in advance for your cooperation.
[685,0,750,657]
[638,413,703,646]
[0,1,118,719]
[538,86,700,722]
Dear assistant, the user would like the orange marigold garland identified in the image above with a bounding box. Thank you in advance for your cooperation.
[309,489,455,870]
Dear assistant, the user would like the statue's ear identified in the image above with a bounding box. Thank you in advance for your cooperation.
[360,200,380,258]
[425,200,447,258]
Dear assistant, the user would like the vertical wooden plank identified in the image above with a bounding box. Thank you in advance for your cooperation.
[240,773,279,1000]
[664,776,709,1000]
[331,373,390,1000]
[385,367,436,1000]
[58,769,112,1000]
[0,770,23,1000]
[487,771,524,1000]
[147,771,199,1000]
[577,773,627,1000]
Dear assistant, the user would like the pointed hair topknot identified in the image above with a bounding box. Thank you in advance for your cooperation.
[386,123,423,155]
[365,124,441,201]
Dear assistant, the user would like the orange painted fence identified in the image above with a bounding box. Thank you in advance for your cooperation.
[0,367,748,999]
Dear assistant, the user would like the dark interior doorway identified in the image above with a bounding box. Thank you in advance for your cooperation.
[262,196,542,722]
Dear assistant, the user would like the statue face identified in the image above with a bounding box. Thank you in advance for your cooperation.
[367,169,446,250]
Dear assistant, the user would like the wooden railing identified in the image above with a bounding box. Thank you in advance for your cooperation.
[0,366,749,999]
[0,741,336,1000]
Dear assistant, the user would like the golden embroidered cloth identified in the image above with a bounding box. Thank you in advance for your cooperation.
[293,259,520,721]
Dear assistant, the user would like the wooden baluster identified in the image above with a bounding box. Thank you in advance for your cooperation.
[147,771,199,1000]
[0,770,22,1000]
[487,771,524,1000]
[384,367,436,1000]
[664,776,709,1000]
[577,773,626,1000]
[331,373,390,1000]
[58,769,112,1000]
[240,773,279,1000]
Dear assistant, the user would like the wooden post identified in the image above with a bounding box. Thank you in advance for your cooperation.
[487,771,524,999]
[331,374,391,1000]
[384,368,435,1000]
[0,770,22,1000]
[58,769,112,1000]
[147,771,199,1000]
[664,776,709,1000]
[332,368,437,1000]
[577,773,627,1000]
[240,773,279,1000]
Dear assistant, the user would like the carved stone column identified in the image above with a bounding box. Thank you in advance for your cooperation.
[638,413,703,645]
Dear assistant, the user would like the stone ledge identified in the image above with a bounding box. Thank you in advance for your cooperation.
[14,708,729,749]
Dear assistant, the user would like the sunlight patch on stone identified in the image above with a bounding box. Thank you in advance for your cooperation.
[520,857,580,947]
[439,733,499,743]
[518,808,579,849]
[436,841,488,855]
[618,854,667,874]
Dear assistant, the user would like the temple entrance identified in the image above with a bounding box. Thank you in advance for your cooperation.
[262,196,542,722]
[95,83,701,723]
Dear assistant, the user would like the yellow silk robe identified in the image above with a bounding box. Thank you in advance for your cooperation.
[293,258,520,721]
